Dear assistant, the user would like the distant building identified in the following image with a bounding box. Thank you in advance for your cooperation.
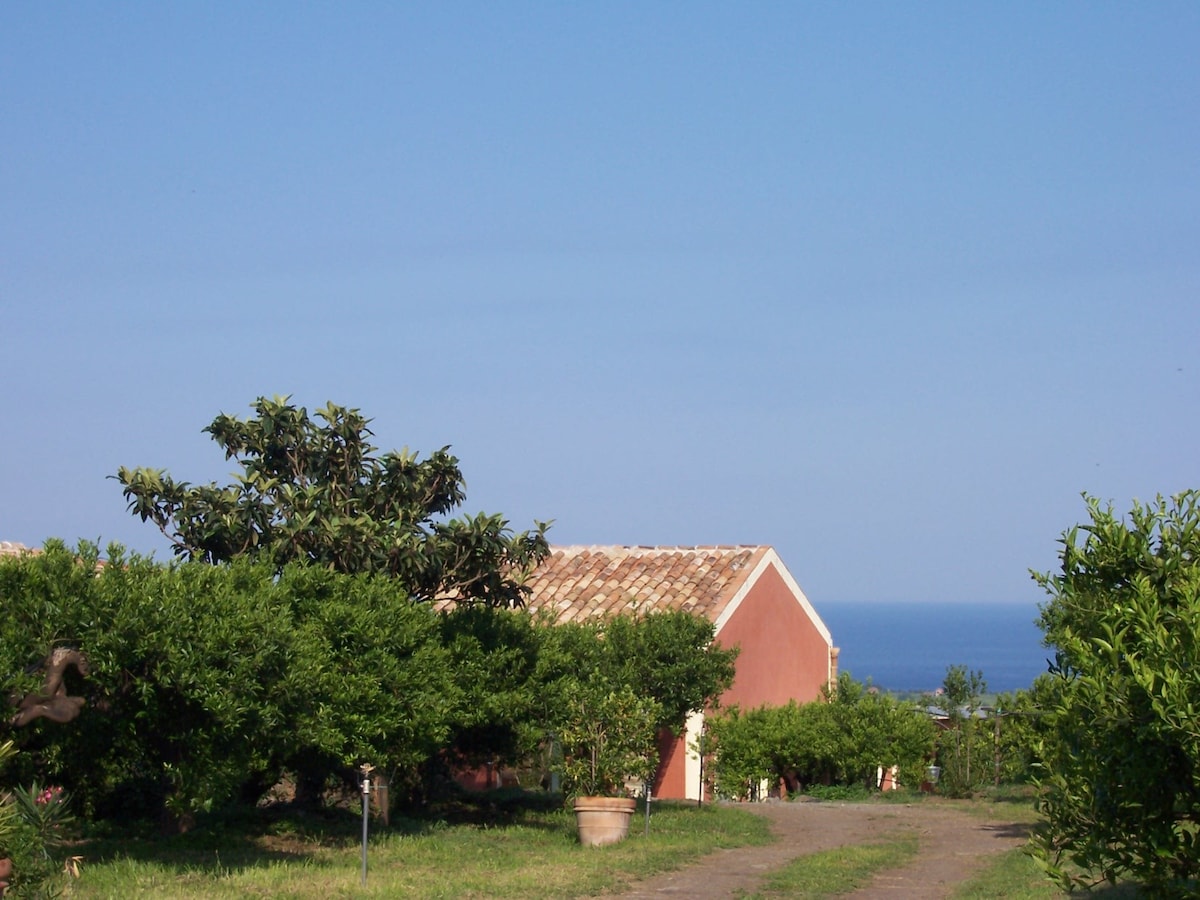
[518,545,836,800]
[0,541,37,559]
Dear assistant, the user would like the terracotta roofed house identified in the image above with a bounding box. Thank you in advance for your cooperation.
[521,545,837,801]
[0,541,37,559]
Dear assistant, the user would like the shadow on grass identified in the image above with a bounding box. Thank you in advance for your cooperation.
[428,786,569,832]
[1078,886,1142,898]
[80,810,372,873]
[982,820,1034,840]
[76,788,572,875]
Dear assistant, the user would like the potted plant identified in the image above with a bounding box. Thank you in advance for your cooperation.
[556,681,659,847]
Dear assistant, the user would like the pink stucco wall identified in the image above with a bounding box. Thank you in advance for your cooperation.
[654,562,832,799]
[718,562,831,708]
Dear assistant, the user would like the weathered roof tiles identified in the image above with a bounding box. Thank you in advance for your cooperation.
[520,545,771,624]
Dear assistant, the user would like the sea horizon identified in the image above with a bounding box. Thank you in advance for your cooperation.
[817,600,1050,695]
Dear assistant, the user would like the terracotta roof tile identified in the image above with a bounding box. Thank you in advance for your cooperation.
[519,545,771,625]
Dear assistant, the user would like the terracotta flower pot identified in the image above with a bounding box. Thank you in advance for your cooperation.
[0,855,11,896]
[573,796,636,847]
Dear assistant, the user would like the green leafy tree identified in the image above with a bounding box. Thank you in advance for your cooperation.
[706,701,832,798]
[116,396,550,607]
[991,676,1056,785]
[933,664,988,797]
[436,606,545,773]
[702,705,775,797]
[556,682,660,797]
[266,563,458,809]
[537,612,737,797]
[597,611,738,734]
[0,543,456,828]
[1032,493,1200,896]
[829,676,935,790]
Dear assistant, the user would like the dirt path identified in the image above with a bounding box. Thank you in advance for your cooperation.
[606,800,1031,899]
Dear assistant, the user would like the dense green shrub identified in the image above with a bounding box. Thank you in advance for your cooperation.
[991,676,1056,785]
[828,676,936,790]
[556,682,660,797]
[437,605,545,773]
[1,544,736,824]
[535,612,737,735]
[705,702,810,797]
[802,783,875,802]
[0,544,455,826]
[706,674,936,798]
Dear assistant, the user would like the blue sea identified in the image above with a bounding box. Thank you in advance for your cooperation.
[817,601,1050,694]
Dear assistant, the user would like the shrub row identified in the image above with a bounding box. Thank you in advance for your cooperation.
[0,542,735,828]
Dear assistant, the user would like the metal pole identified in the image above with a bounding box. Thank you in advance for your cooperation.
[360,764,373,887]
[994,711,1001,787]
[361,780,369,886]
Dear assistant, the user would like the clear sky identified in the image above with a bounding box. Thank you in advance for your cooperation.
[4,4,1198,609]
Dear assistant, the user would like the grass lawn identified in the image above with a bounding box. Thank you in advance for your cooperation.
[952,847,1144,899]
[948,792,1143,899]
[58,789,1150,898]
[67,798,771,899]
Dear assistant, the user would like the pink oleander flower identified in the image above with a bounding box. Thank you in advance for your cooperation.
[35,786,64,806]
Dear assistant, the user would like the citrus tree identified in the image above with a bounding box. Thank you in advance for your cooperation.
[0,543,456,827]
[1032,492,1200,895]
[537,612,737,797]
[556,682,659,797]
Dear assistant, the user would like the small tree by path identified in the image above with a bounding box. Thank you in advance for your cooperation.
[936,665,988,797]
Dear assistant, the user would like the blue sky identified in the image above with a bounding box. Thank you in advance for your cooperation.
[4,4,1198,610]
